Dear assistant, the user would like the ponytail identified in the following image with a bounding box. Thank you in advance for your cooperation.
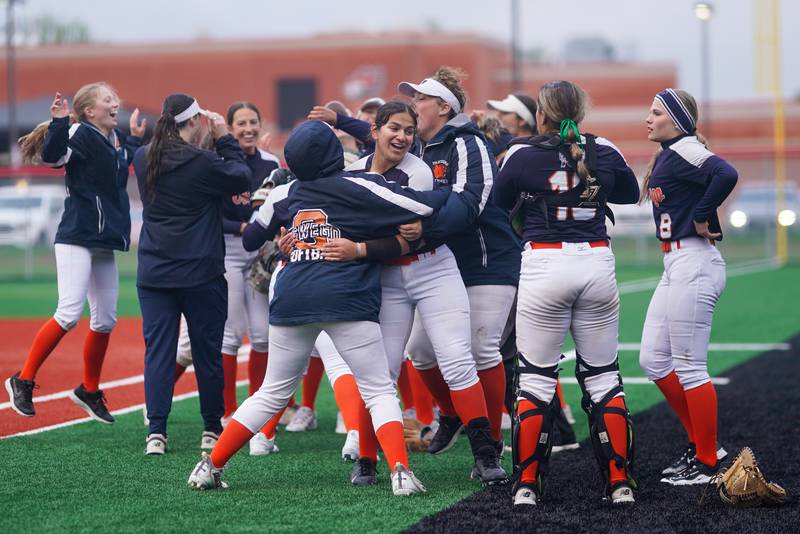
[145,114,182,197]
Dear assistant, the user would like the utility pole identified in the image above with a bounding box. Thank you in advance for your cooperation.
[5,0,21,167]
[510,0,521,92]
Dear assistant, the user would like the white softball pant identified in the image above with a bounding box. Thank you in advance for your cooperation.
[53,243,118,332]
[382,246,479,390]
[639,237,726,390]
[233,321,401,433]
[516,243,622,405]
[222,235,269,354]
[310,331,353,386]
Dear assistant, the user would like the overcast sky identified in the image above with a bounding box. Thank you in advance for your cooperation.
[8,0,800,101]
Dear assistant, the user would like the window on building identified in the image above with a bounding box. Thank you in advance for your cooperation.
[277,78,317,131]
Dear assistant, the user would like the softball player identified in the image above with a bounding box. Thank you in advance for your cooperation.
[6,84,144,424]
[217,102,279,420]
[494,80,640,506]
[639,89,737,486]
[188,120,449,496]
[397,68,521,467]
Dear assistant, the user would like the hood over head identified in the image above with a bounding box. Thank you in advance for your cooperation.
[284,121,345,181]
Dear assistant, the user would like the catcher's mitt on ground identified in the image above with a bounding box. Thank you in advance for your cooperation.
[715,447,787,507]
[404,418,433,452]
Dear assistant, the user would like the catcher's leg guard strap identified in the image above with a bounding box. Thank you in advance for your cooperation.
[585,389,635,492]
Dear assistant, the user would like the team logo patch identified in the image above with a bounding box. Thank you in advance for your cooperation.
[231,191,252,206]
[648,187,665,207]
[431,160,449,185]
[290,209,341,262]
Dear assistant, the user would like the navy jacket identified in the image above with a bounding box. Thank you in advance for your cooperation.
[647,135,738,241]
[132,135,251,288]
[418,114,522,287]
[495,134,640,243]
[222,149,280,235]
[268,121,449,326]
[43,117,141,251]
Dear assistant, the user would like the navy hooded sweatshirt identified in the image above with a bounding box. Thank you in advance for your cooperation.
[268,121,449,326]
[132,135,251,288]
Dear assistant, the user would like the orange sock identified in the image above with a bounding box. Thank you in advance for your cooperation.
[397,361,414,411]
[175,363,187,383]
[408,365,434,425]
[222,353,238,417]
[655,371,694,443]
[450,382,489,425]
[478,363,506,440]
[604,396,630,485]
[417,367,457,416]
[81,330,110,392]
[685,381,718,467]
[555,380,566,409]
[248,350,268,396]
[210,419,254,468]
[259,407,286,440]
[19,318,68,380]
[301,357,324,410]
[332,374,361,432]
[517,399,543,484]
[376,420,408,470]
[287,396,296,408]
[357,399,379,462]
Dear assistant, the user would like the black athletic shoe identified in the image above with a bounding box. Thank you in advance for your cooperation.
[350,457,377,486]
[69,384,115,424]
[427,414,464,455]
[661,459,720,486]
[466,418,509,485]
[662,443,728,475]
[5,372,37,417]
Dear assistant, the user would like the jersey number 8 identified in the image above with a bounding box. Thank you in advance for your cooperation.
[548,170,596,221]
[659,213,672,239]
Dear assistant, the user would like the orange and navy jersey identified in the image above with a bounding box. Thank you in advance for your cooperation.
[647,135,738,242]
[269,170,448,326]
[495,134,639,244]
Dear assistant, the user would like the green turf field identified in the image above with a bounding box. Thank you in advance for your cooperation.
[2,263,798,533]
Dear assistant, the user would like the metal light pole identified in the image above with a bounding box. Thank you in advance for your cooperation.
[5,0,22,167]
[510,0,521,92]
[695,2,713,141]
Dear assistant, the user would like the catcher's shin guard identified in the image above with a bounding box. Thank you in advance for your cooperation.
[574,352,636,496]
[512,354,561,497]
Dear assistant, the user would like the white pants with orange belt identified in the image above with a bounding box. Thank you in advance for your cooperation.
[639,237,726,389]
[515,241,622,404]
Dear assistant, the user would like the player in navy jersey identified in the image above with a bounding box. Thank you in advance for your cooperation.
[495,80,639,506]
[188,120,451,496]
[638,88,737,486]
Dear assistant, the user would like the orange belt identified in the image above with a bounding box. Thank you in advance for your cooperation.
[384,248,436,267]
[529,240,609,249]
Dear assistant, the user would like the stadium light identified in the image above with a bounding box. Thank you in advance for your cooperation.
[777,209,796,227]
[694,2,713,21]
[729,210,747,228]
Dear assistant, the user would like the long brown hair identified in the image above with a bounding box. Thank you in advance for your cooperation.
[639,89,709,203]
[18,82,116,164]
[144,93,198,197]
[537,80,591,184]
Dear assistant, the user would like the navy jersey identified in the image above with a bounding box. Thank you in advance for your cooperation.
[269,172,448,326]
[43,117,142,251]
[495,135,639,243]
[347,152,433,190]
[222,149,280,234]
[245,181,292,250]
[417,114,522,287]
[647,135,738,241]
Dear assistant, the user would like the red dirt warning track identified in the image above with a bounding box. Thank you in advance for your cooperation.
[0,318,247,438]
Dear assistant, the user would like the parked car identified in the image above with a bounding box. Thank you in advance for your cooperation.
[0,184,66,247]
[727,182,799,230]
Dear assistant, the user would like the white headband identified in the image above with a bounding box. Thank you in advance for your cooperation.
[398,78,462,114]
[487,94,535,128]
[173,99,207,123]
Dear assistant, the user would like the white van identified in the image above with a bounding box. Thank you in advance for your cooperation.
[0,184,66,247]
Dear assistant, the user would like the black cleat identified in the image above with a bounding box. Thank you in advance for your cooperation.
[350,457,377,486]
[427,414,464,455]
[465,417,509,485]
[661,459,720,486]
[5,372,37,417]
[69,384,115,424]
[662,443,727,475]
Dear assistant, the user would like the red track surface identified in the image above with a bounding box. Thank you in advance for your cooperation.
[0,318,247,438]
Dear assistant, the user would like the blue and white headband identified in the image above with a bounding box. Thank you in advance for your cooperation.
[654,88,696,135]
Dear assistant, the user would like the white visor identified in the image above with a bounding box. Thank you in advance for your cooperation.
[173,100,207,123]
[398,78,462,114]
[487,95,535,128]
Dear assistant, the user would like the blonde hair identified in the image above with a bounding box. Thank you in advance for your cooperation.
[537,80,590,184]
[639,89,709,203]
[431,66,467,118]
[18,82,117,164]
